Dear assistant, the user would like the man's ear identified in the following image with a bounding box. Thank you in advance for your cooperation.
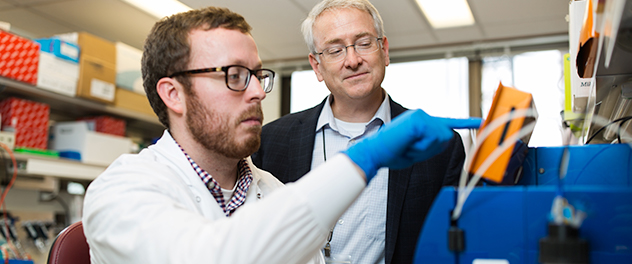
[382,36,390,66]
[157,77,185,114]
[308,53,325,82]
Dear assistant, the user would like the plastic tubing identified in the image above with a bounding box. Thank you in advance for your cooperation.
[452,108,537,220]
[452,122,537,220]
[457,109,537,191]
[452,111,632,221]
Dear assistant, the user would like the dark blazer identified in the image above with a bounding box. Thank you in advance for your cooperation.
[252,98,465,264]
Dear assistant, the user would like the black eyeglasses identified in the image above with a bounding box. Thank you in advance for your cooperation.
[169,65,275,93]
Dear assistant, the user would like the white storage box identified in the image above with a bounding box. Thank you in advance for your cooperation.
[37,51,79,96]
[50,121,132,166]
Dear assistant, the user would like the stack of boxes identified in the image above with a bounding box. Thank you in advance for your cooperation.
[114,41,154,116]
[1,30,154,115]
[35,38,80,97]
[56,32,117,103]
[0,30,156,165]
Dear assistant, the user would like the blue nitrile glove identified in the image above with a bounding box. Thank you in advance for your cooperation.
[343,109,483,182]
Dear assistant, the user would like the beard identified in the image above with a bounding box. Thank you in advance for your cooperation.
[186,95,263,159]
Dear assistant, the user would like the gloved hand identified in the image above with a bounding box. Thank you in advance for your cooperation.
[343,109,483,182]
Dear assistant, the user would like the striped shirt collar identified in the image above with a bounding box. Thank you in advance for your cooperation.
[178,144,253,217]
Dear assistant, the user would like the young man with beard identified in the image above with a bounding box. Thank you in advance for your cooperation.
[82,6,481,264]
[253,0,470,263]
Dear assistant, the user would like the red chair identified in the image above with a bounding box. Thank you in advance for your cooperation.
[47,221,90,264]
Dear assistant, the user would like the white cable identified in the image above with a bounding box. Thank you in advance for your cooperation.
[452,113,632,221]
[457,109,537,193]
[456,109,537,204]
[456,109,533,215]
[452,122,537,220]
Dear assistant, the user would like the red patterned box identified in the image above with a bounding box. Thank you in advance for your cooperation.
[78,115,126,137]
[0,30,39,85]
[0,97,50,129]
[0,97,50,149]
[14,128,48,150]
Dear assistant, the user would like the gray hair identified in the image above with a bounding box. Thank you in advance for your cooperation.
[301,0,385,59]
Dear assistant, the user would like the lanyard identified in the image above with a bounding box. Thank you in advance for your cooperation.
[322,130,334,257]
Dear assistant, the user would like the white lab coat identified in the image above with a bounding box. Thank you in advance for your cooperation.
[83,130,365,264]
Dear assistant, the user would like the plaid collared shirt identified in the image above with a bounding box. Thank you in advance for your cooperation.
[179,145,253,217]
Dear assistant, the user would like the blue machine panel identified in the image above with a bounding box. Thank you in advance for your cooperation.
[520,144,632,186]
[414,186,632,263]
[416,144,632,263]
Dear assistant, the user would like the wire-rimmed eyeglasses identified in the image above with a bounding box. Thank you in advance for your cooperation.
[169,65,275,93]
[315,37,383,63]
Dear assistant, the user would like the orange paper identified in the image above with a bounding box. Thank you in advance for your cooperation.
[576,0,600,78]
[468,83,536,183]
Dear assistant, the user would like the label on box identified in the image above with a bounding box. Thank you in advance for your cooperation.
[35,38,80,63]
[90,78,115,101]
[576,78,592,97]
[0,131,15,149]
[37,72,77,97]
[60,41,79,60]
[0,22,9,31]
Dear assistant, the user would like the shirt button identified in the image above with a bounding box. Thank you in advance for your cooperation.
[338,219,344,225]
[196,196,201,202]
[257,193,262,199]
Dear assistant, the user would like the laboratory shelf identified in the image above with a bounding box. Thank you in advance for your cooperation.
[0,77,163,139]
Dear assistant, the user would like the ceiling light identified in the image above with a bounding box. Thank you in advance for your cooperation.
[415,0,475,29]
[121,0,192,19]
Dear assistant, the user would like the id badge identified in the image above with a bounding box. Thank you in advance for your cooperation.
[323,254,352,264]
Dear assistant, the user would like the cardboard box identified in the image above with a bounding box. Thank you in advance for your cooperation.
[50,121,132,166]
[115,42,144,95]
[37,51,79,96]
[78,115,126,137]
[57,32,115,63]
[77,56,116,103]
[114,87,155,116]
[58,32,116,103]
[0,30,39,85]
[0,97,50,150]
